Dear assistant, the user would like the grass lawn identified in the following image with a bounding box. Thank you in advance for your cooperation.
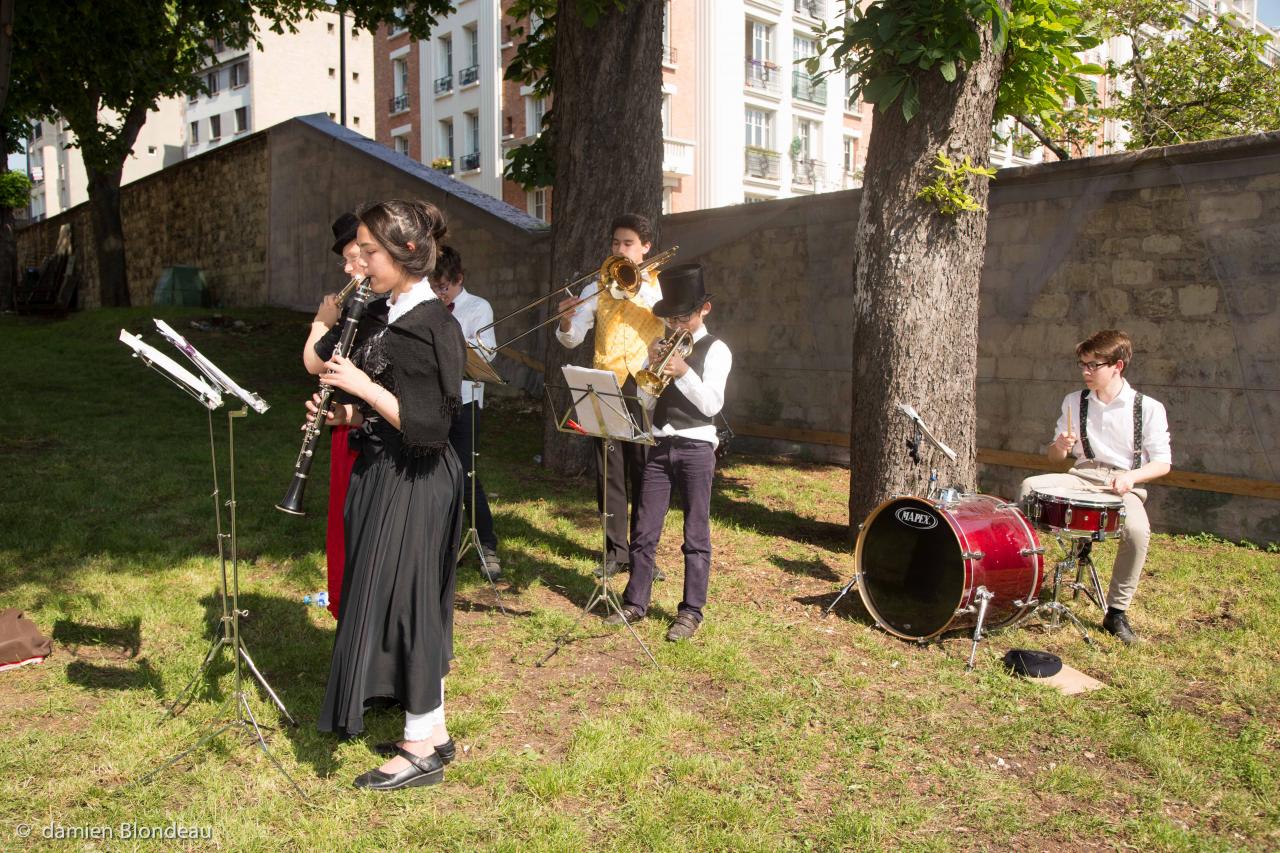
[1,307,1277,851]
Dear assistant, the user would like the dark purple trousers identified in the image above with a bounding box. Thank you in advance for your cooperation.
[623,436,717,622]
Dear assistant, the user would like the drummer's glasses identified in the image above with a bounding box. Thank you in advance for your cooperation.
[1077,360,1115,372]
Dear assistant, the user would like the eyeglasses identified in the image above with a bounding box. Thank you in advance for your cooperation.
[665,312,693,324]
[1077,360,1115,372]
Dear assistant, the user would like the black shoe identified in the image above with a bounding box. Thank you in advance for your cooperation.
[479,548,502,582]
[666,612,700,642]
[594,560,625,579]
[1102,610,1141,645]
[353,746,444,791]
[373,737,456,764]
[603,605,644,626]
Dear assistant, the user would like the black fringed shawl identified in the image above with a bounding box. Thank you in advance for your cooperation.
[385,300,465,453]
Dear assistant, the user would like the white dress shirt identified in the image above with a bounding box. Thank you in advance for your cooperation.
[553,273,663,350]
[1055,379,1172,470]
[638,325,732,447]
[449,288,496,407]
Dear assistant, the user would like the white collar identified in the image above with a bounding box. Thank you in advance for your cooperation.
[1091,378,1132,407]
[387,278,437,324]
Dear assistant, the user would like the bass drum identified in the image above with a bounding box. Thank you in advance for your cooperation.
[856,494,1044,641]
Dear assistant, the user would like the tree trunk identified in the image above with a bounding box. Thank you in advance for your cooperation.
[848,6,1010,527]
[87,165,130,307]
[540,0,664,475]
[0,0,16,313]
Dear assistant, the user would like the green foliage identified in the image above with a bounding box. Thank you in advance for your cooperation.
[0,170,32,209]
[1078,0,1280,149]
[915,151,997,214]
[815,0,1101,130]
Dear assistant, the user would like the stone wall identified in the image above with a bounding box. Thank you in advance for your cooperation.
[16,118,1278,541]
[16,133,269,308]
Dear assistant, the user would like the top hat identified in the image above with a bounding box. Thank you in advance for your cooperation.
[1002,648,1063,679]
[652,263,709,318]
[331,212,360,256]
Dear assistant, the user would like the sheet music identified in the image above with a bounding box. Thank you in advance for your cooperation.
[153,319,269,413]
[561,365,638,441]
[119,330,223,410]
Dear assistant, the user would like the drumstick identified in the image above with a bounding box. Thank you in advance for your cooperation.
[1066,407,1073,440]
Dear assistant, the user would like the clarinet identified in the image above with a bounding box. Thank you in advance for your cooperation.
[276,278,373,516]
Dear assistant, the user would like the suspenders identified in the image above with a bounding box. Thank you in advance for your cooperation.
[1079,389,1144,470]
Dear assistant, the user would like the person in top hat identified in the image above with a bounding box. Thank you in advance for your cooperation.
[301,212,390,619]
[606,263,732,641]
[555,214,667,578]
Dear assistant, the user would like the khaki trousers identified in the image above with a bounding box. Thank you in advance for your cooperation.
[1019,464,1150,611]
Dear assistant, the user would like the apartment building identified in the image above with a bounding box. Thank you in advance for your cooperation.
[186,12,375,158]
[374,0,874,223]
[25,99,185,221]
[28,10,373,220]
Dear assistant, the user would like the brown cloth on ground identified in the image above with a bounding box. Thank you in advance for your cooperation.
[0,609,53,669]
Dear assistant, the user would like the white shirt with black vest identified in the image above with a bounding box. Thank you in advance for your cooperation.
[448,288,496,407]
[1055,379,1172,469]
[637,325,732,448]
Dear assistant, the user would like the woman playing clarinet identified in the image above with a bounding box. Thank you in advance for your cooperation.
[308,199,467,790]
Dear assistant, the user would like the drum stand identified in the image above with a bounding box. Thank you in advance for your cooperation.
[455,385,506,614]
[956,586,996,670]
[1027,535,1102,646]
[142,408,307,800]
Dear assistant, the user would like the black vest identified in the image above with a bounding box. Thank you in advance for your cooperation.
[653,333,718,430]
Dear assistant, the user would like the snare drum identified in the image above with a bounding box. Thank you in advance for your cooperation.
[1026,486,1125,539]
[855,494,1044,641]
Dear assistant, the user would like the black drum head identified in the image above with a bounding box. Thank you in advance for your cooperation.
[857,498,963,639]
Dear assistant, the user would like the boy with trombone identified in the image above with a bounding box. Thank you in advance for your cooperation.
[606,264,732,641]
[555,214,668,578]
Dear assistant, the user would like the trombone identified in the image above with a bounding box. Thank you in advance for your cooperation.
[474,246,679,358]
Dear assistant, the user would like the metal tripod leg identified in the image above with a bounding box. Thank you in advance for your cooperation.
[167,634,228,717]
[964,587,995,671]
[457,395,507,614]
[826,574,859,614]
[238,642,297,727]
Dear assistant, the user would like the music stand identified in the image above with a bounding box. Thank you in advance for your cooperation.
[537,366,658,668]
[456,344,508,612]
[121,324,306,800]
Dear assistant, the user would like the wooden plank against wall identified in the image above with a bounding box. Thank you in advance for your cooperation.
[733,421,1280,500]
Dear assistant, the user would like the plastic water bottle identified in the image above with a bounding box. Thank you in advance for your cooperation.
[303,591,329,607]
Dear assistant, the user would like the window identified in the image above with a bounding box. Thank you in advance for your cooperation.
[746,20,772,62]
[391,58,410,111]
[843,137,859,173]
[440,35,453,77]
[328,67,336,78]
[459,26,479,85]
[189,121,199,145]
[662,1,674,63]
[327,22,335,34]
[529,188,547,221]
[206,70,220,95]
[526,96,546,134]
[352,71,360,83]
[231,61,249,88]
[351,28,360,39]
[745,107,772,149]
[394,135,410,156]
[439,118,454,161]
[662,94,672,138]
[234,106,249,134]
[352,115,361,127]
[209,114,222,140]
[390,6,407,35]
[794,35,817,61]
[460,111,480,170]
[662,186,673,215]
[792,118,816,159]
[504,115,514,136]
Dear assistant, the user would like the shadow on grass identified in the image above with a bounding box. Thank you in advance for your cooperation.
[795,591,879,629]
[769,554,841,582]
[712,475,850,550]
[55,616,167,697]
[53,616,142,657]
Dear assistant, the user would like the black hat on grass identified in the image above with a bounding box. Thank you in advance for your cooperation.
[1002,648,1063,679]
[652,263,709,318]
[331,212,360,256]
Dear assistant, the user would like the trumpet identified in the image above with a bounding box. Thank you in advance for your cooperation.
[277,278,373,516]
[635,329,693,396]
[472,246,681,358]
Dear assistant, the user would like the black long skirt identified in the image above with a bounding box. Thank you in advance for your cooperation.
[317,425,464,736]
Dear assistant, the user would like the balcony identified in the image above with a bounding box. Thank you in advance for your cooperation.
[791,157,825,189]
[459,151,481,172]
[792,70,827,106]
[662,44,678,65]
[434,74,453,95]
[744,147,780,180]
[745,59,782,95]
[389,93,409,113]
[663,138,694,176]
[793,0,826,19]
[458,64,479,86]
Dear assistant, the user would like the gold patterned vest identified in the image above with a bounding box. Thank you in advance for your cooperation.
[593,274,665,387]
